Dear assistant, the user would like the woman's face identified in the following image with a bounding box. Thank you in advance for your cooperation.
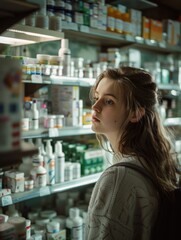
[91,77,127,143]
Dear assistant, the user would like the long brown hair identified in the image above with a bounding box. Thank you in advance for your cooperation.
[90,67,180,193]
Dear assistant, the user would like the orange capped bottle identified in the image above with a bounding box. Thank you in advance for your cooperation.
[107,5,115,32]
[122,12,131,36]
[115,8,123,34]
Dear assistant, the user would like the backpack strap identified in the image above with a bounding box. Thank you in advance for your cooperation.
[112,162,160,191]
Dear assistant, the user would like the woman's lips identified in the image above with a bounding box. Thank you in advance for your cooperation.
[92,115,100,122]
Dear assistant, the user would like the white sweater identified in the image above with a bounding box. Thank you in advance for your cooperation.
[85,155,159,240]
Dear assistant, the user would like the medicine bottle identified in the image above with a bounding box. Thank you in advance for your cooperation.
[66,208,83,240]
[107,5,115,32]
[58,38,71,76]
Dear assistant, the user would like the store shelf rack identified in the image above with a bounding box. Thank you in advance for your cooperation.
[21,118,181,140]
[22,125,94,139]
[23,76,96,87]
[0,173,102,206]
[23,77,181,90]
[63,22,181,54]
[164,118,181,127]
[1,24,64,46]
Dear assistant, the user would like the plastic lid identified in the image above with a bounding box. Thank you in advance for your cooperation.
[61,39,69,49]
[55,141,63,154]
[69,208,79,218]
[40,210,57,219]
[24,96,32,102]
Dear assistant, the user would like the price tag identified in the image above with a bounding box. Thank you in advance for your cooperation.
[145,39,157,46]
[69,22,78,31]
[39,186,50,197]
[80,25,90,33]
[49,128,59,137]
[31,74,42,83]
[125,35,134,42]
[62,21,69,29]
[158,42,166,48]
[135,36,144,44]
[1,195,13,206]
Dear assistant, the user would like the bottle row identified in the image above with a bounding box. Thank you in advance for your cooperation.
[0,139,104,194]
[0,186,94,239]
[23,0,181,47]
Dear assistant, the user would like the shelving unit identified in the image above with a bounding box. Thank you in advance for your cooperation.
[22,125,93,139]
[23,76,95,87]
[1,0,181,211]
[62,23,181,54]
[23,76,181,90]
[0,173,101,207]
[0,173,101,206]
[164,118,181,127]
[2,24,64,46]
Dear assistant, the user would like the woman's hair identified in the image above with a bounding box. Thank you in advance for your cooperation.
[90,66,180,193]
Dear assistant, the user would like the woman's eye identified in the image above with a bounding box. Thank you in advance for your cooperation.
[105,99,114,105]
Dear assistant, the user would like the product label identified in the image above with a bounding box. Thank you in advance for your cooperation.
[107,16,115,29]
[72,225,83,239]
[31,74,42,83]
[39,186,50,196]
[1,195,13,206]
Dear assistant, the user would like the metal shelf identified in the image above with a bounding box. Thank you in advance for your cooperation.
[23,78,181,91]
[1,173,101,206]
[106,0,157,10]
[22,126,94,139]
[158,84,181,91]
[51,173,101,194]
[1,24,64,46]
[23,76,96,86]
[63,24,181,54]
[164,118,181,127]
[50,76,96,87]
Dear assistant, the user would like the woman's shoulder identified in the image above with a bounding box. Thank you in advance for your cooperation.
[100,155,157,194]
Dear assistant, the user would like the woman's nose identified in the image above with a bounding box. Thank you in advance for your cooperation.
[92,101,101,113]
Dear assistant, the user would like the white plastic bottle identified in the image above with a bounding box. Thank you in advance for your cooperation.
[58,38,71,76]
[18,156,32,177]
[32,100,39,130]
[55,141,65,183]
[66,208,83,240]
[30,148,47,187]
[44,139,55,185]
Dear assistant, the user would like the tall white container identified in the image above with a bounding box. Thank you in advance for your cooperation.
[45,139,55,185]
[58,38,71,76]
[66,208,83,240]
[55,141,65,183]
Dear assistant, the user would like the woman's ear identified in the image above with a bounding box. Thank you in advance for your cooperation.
[130,107,145,123]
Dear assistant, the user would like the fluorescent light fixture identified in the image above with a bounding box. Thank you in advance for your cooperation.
[0,24,64,46]
[9,28,58,39]
[0,36,35,45]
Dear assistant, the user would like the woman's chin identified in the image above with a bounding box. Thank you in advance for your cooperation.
[91,124,102,134]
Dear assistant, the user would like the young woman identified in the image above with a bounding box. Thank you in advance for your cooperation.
[85,67,180,240]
